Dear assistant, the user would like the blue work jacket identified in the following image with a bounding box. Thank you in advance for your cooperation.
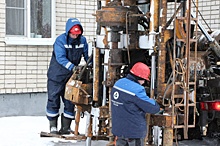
[111,74,160,138]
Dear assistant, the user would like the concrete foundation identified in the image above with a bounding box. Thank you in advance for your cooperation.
[0,92,48,117]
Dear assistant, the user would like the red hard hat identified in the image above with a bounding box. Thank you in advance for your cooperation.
[130,62,150,81]
[70,25,81,34]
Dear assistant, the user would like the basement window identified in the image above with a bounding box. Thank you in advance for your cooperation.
[5,0,56,45]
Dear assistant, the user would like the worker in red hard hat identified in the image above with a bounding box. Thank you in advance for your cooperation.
[46,18,91,135]
[111,62,160,146]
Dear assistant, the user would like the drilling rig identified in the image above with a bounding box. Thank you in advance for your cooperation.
[64,0,220,145]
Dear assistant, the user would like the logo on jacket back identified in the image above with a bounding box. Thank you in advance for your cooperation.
[113,91,119,100]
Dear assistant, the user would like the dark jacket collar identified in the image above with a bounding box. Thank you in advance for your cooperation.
[126,74,140,84]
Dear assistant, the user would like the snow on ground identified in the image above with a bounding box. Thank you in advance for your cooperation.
[0,116,108,146]
[1,116,215,146]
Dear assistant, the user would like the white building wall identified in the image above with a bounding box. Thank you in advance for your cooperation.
[55,0,96,42]
[198,0,220,30]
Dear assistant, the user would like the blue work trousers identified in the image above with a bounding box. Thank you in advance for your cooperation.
[46,79,75,120]
[116,137,145,146]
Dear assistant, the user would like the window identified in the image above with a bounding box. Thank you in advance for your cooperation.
[5,0,55,45]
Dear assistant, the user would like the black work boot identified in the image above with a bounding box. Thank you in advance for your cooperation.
[59,113,73,134]
[49,119,59,134]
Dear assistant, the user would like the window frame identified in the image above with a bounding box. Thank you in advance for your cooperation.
[5,0,56,46]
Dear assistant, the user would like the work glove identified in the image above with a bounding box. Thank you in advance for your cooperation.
[87,62,93,68]
[155,108,164,115]
[72,66,81,73]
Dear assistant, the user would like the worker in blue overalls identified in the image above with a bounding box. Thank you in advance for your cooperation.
[46,18,89,134]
